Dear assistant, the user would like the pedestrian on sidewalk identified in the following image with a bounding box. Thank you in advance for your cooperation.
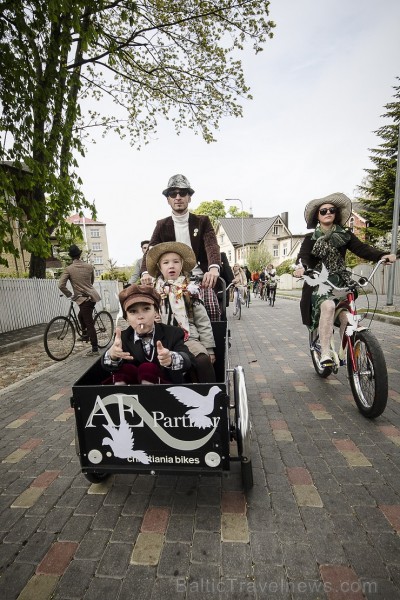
[58,245,101,356]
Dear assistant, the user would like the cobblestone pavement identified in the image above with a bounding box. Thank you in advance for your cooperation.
[1,297,400,599]
[0,339,91,391]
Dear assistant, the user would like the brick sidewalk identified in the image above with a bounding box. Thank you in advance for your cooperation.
[0,297,400,599]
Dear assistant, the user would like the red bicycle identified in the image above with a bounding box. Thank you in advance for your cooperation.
[306,259,393,418]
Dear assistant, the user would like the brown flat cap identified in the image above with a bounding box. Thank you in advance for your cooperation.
[119,284,161,314]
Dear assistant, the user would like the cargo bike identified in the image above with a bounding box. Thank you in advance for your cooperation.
[71,281,254,491]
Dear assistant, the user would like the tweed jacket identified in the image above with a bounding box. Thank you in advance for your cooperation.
[142,213,220,275]
[101,322,194,383]
[58,260,101,305]
[297,231,386,327]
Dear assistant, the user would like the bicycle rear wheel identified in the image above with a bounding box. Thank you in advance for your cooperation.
[44,317,75,361]
[309,330,333,378]
[347,330,388,418]
[94,311,114,348]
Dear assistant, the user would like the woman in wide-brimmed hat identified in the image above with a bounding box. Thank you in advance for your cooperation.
[293,193,396,367]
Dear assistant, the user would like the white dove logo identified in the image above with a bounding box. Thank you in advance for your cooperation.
[102,418,150,464]
[166,386,220,429]
[302,263,331,296]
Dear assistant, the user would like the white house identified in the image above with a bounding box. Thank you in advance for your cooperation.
[215,212,302,266]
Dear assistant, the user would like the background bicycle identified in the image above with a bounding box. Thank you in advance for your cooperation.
[44,300,114,361]
[245,282,251,308]
[225,283,244,319]
[305,258,394,418]
[266,278,279,306]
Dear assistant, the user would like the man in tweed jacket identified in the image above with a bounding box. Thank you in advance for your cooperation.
[141,175,221,320]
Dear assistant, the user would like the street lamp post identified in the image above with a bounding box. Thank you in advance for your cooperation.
[225,198,245,265]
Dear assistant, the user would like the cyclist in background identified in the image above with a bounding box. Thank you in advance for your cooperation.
[232,263,247,316]
[59,245,101,356]
[293,193,395,367]
[251,270,260,293]
[258,268,266,298]
[265,263,277,301]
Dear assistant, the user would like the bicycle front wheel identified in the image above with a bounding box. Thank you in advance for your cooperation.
[44,317,75,361]
[309,330,333,378]
[94,311,114,348]
[347,330,388,418]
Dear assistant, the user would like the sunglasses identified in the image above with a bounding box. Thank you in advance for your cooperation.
[168,189,189,198]
[319,207,337,215]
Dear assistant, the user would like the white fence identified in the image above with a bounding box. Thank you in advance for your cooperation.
[278,262,400,295]
[0,279,121,333]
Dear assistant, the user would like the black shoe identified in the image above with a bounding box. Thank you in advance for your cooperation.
[86,349,99,356]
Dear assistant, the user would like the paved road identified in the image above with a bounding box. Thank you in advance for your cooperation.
[0,296,400,599]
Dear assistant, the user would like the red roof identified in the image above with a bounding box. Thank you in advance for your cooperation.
[67,214,105,225]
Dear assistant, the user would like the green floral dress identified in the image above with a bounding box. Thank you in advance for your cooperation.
[309,225,353,331]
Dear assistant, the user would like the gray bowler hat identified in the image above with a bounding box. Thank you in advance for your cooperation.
[162,174,195,197]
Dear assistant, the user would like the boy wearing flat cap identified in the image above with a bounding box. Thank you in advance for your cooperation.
[102,284,194,384]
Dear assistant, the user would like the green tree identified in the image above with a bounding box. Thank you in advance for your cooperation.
[192,200,227,228]
[227,205,250,218]
[0,1,275,277]
[357,78,400,245]
[247,246,273,272]
[192,200,250,228]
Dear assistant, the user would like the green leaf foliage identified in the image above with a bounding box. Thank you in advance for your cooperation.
[191,200,227,228]
[356,78,400,244]
[0,1,275,276]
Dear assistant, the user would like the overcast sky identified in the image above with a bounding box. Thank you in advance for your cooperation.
[78,0,400,266]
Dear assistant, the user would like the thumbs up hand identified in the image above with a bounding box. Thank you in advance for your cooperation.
[109,328,133,361]
[157,340,172,367]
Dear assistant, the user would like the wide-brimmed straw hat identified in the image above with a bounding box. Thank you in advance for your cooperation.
[304,192,352,229]
[162,174,195,197]
[146,242,197,277]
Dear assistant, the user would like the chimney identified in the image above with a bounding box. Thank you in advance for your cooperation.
[281,212,288,227]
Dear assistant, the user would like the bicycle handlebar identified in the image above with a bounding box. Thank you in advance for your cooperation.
[302,258,392,292]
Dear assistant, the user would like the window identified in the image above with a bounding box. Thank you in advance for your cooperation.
[220,234,224,244]
[94,256,103,264]
[283,243,288,257]
[273,225,279,235]
[90,229,100,238]
[95,269,102,277]
[92,243,101,251]
[273,245,279,257]
[228,251,232,262]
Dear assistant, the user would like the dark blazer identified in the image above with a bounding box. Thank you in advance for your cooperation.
[142,213,220,275]
[102,322,194,383]
[297,231,386,327]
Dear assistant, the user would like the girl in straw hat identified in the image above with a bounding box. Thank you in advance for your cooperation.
[293,193,396,367]
[146,242,216,383]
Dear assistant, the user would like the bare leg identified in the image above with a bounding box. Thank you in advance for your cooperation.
[319,300,335,357]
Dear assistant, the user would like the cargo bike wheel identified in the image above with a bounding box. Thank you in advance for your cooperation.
[74,426,110,484]
[232,366,253,490]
